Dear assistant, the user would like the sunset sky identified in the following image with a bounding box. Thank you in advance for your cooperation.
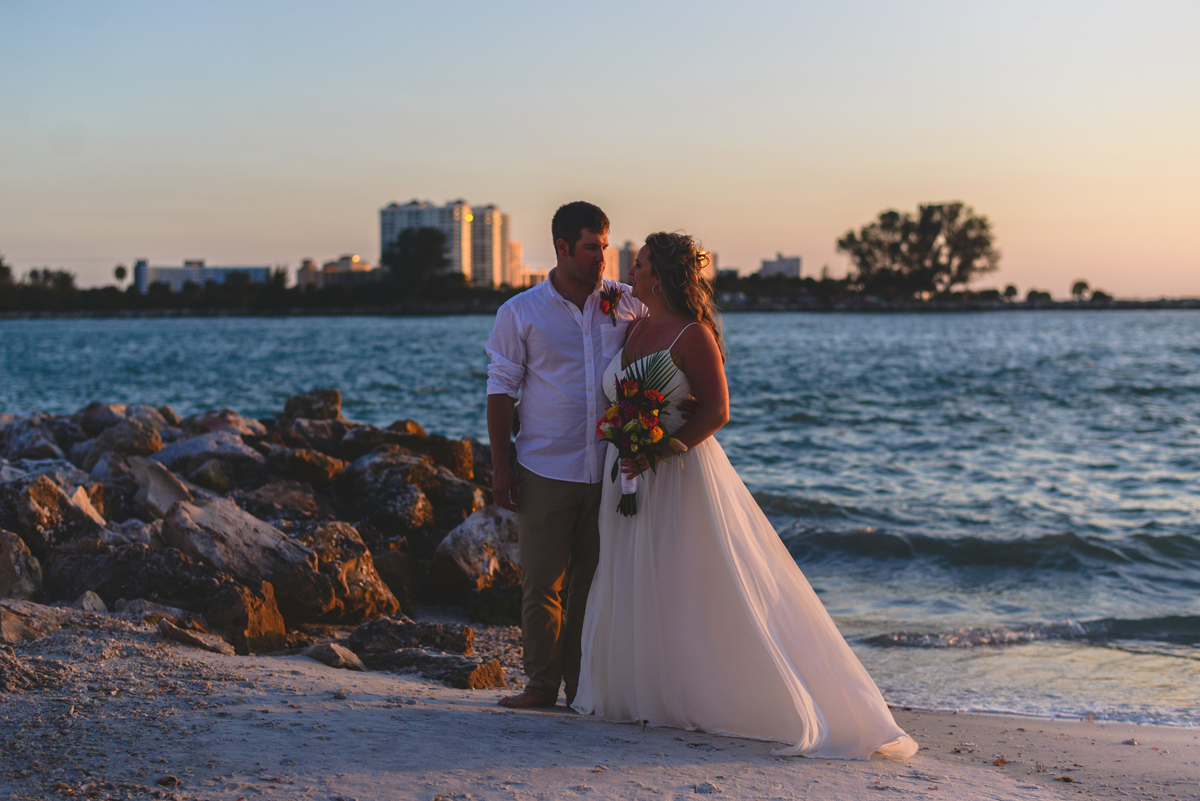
[1,1,1197,297]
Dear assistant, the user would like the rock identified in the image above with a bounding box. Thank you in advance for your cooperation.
[68,486,107,526]
[0,459,27,483]
[125,404,171,432]
[388,419,427,437]
[429,506,520,600]
[43,543,286,654]
[115,597,205,627]
[72,402,128,437]
[360,482,435,550]
[304,642,365,671]
[363,649,506,690]
[2,418,64,461]
[9,458,92,490]
[694,782,721,794]
[162,497,339,626]
[188,459,231,493]
[233,481,336,522]
[0,529,42,600]
[71,590,107,612]
[82,418,162,471]
[152,430,266,488]
[281,388,343,423]
[6,475,107,559]
[290,522,398,624]
[0,599,67,644]
[42,418,90,453]
[469,438,493,488]
[158,618,235,655]
[128,457,194,519]
[394,462,488,537]
[340,429,473,480]
[288,418,351,457]
[89,451,134,481]
[267,448,346,488]
[158,405,182,426]
[347,615,473,656]
[182,408,267,438]
[0,643,73,690]
[370,549,419,616]
[82,478,139,523]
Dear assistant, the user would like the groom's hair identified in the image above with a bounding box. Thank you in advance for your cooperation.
[552,201,609,255]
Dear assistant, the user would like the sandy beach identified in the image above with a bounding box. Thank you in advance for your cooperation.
[3,608,1197,801]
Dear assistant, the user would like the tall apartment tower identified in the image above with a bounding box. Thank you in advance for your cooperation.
[618,241,638,283]
[471,205,505,289]
[505,240,524,288]
[379,200,473,281]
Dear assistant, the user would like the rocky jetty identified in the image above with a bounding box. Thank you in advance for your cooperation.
[0,388,519,689]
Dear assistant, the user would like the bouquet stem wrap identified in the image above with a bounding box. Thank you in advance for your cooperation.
[618,472,638,516]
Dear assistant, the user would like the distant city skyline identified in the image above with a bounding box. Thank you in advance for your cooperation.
[1,1,1197,298]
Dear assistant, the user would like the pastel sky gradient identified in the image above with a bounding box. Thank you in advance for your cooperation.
[1,0,1197,297]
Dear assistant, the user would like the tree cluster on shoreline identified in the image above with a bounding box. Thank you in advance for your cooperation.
[0,203,1133,315]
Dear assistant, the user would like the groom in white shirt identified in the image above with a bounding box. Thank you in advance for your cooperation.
[486,201,642,708]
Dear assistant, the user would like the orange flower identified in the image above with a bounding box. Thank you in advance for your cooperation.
[644,389,665,405]
[621,379,639,398]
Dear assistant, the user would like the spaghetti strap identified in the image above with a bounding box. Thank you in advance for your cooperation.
[667,322,699,352]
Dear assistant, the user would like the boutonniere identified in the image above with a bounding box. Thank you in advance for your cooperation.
[599,284,623,326]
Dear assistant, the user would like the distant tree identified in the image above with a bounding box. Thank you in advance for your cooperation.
[1004,284,1018,301]
[0,254,11,284]
[837,202,1000,298]
[1091,289,1113,302]
[1026,289,1052,303]
[1071,280,1090,301]
[114,264,127,285]
[380,227,449,291]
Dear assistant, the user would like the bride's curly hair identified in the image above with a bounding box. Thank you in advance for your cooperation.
[644,231,724,360]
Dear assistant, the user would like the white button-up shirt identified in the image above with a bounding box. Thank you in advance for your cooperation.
[486,272,644,484]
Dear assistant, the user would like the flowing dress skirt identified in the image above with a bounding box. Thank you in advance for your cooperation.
[572,436,917,760]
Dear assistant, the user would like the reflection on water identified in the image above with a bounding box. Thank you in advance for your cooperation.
[3,310,1199,723]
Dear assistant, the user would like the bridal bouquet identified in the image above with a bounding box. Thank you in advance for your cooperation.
[596,351,688,516]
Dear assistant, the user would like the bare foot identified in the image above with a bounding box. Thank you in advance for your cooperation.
[497,690,556,709]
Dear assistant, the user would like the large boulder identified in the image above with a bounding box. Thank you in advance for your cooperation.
[232,481,336,522]
[266,447,346,488]
[392,462,488,538]
[162,497,333,625]
[2,475,107,559]
[125,405,172,433]
[128,457,194,519]
[42,543,286,654]
[290,521,399,624]
[182,408,267,438]
[428,506,521,602]
[71,402,127,437]
[340,428,473,480]
[1,418,64,461]
[281,388,343,424]
[287,419,351,457]
[41,418,90,454]
[341,446,437,549]
[152,431,265,489]
[0,529,41,600]
[81,418,162,471]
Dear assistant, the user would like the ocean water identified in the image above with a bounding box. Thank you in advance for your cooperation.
[3,311,1199,725]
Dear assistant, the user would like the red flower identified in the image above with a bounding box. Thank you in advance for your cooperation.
[644,389,665,405]
[621,379,639,398]
[599,300,611,315]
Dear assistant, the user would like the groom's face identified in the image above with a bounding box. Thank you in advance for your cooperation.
[558,228,609,288]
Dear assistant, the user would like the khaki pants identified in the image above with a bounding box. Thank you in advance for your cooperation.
[515,463,602,704]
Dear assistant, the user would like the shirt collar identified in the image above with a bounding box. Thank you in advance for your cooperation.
[544,268,608,305]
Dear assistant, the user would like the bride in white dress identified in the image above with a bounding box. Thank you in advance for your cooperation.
[572,232,918,760]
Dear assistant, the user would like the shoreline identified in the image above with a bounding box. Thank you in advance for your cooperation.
[2,299,1200,320]
[3,609,1197,801]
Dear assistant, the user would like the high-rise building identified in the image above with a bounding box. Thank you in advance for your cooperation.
[618,241,638,283]
[505,241,525,288]
[379,200,473,281]
[759,253,801,279]
[471,205,505,289]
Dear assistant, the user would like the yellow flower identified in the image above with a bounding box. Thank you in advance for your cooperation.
[649,426,664,443]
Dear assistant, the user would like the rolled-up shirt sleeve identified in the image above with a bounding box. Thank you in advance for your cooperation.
[486,302,525,398]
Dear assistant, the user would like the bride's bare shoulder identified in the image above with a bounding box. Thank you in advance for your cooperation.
[673,322,722,368]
